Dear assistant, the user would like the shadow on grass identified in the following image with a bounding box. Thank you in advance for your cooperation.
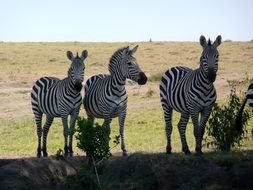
[1,150,253,190]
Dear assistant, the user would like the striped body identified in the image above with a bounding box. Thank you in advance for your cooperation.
[236,81,253,131]
[246,82,253,108]
[160,35,222,154]
[84,74,127,119]
[160,66,217,113]
[31,77,82,117]
[31,50,88,157]
[83,46,147,156]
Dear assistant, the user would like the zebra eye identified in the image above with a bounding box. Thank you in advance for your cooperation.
[127,62,131,66]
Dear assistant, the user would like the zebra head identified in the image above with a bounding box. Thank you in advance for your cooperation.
[109,45,147,85]
[67,50,88,92]
[199,35,222,83]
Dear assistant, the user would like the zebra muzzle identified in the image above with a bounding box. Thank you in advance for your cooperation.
[207,70,216,83]
[137,72,147,85]
[74,81,83,92]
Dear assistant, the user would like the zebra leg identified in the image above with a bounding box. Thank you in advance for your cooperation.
[61,115,69,157]
[177,113,191,154]
[102,115,112,156]
[118,110,127,156]
[68,109,80,157]
[42,115,54,157]
[162,103,173,154]
[34,113,43,158]
[190,110,202,154]
[198,109,212,154]
[102,116,112,133]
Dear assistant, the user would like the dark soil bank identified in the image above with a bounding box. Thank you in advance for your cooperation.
[0,152,253,190]
[0,157,85,190]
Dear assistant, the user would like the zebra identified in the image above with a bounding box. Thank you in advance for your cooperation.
[160,35,222,154]
[235,80,253,132]
[31,50,88,157]
[83,45,147,156]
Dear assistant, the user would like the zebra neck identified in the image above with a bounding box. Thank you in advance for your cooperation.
[65,77,80,94]
[195,68,213,90]
[110,73,126,92]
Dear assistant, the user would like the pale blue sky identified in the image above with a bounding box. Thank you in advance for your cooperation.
[0,0,252,42]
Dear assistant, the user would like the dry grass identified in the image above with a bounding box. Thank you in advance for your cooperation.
[0,41,253,158]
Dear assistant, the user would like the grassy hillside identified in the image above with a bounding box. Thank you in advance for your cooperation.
[0,41,253,158]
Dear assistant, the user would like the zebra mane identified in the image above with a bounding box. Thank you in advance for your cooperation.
[108,47,129,74]
[207,39,212,46]
[109,47,128,63]
[109,47,129,65]
[75,52,80,59]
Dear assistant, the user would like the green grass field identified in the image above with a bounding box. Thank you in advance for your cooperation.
[0,41,253,158]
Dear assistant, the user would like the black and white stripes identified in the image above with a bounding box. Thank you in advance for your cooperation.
[236,81,253,131]
[83,46,147,156]
[31,50,88,157]
[160,35,222,154]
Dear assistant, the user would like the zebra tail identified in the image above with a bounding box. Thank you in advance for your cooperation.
[235,98,247,132]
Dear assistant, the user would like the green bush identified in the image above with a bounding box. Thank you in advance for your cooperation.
[206,88,250,151]
[75,117,120,189]
[75,117,111,161]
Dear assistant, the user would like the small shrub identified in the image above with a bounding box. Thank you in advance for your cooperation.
[75,118,111,161]
[52,148,65,160]
[75,117,121,189]
[206,88,250,151]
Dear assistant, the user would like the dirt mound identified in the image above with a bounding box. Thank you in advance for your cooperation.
[1,153,253,190]
[99,153,253,190]
[0,157,85,190]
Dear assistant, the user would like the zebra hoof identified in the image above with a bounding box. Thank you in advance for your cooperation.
[183,148,191,155]
[122,151,128,157]
[37,153,41,158]
[68,152,73,157]
[195,148,203,155]
[184,150,191,155]
[43,152,48,157]
[195,151,203,155]
[166,147,172,154]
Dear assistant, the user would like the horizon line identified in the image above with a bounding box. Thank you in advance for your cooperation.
[1,39,252,43]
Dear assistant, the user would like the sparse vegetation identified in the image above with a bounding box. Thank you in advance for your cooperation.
[206,85,251,151]
[148,72,163,82]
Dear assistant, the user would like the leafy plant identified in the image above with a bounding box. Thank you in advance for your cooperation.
[75,117,120,189]
[206,87,250,151]
[75,118,111,161]
[52,148,65,160]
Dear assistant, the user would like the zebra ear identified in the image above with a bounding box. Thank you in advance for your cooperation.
[199,35,207,48]
[67,51,74,60]
[80,50,88,61]
[213,35,222,48]
[130,45,138,55]
[123,46,130,55]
